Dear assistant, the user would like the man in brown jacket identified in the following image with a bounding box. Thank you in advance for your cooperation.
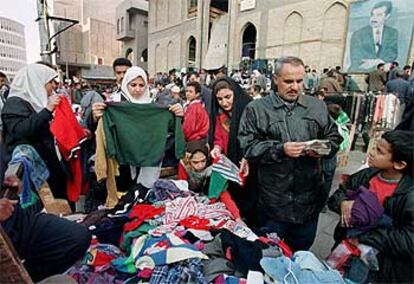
[319,69,343,93]
[366,63,386,92]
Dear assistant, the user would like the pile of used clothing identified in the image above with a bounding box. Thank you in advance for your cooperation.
[65,179,345,283]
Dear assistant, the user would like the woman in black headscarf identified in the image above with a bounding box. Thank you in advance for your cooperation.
[208,77,251,164]
[208,77,259,226]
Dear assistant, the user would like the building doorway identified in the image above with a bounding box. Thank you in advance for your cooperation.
[241,23,256,60]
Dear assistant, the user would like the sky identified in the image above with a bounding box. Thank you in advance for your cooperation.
[1,0,41,63]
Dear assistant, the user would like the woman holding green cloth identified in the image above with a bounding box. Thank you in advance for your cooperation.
[92,66,183,192]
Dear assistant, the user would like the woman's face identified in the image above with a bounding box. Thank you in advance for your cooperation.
[216,88,234,112]
[189,151,207,172]
[127,76,146,99]
[45,79,58,96]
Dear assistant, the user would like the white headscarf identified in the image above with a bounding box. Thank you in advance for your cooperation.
[121,66,151,104]
[9,64,58,113]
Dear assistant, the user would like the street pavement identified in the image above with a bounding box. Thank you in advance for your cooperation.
[310,150,367,259]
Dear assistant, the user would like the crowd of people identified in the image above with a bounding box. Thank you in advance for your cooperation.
[0,55,412,283]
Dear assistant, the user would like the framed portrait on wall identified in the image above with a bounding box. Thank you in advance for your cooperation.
[343,0,414,73]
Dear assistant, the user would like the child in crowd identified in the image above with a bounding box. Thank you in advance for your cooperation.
[178,140,211,193]
[182,81,209,143]
[323,104,350,196]
[328,130,414,283]
[178,140,242,221]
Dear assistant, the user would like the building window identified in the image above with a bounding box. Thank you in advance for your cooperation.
[117,19,120,33]
[188,0,197,18]
[98,57,103,65]
[189,0,197,8]
[187,36,196,67]
[141,48,148,63]
[121,17,124,32]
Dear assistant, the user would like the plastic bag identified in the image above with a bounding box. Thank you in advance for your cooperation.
[326,240,361,271]
[357,244,379,271]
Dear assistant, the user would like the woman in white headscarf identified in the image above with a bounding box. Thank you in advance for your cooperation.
[2,63,68,199]
[92,66,184,190]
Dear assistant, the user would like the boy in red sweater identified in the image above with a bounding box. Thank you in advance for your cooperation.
[182,81,209,142]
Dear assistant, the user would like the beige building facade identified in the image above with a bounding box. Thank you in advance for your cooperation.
[52,0,123,78]
[115,0,149,70]
[148,0,414,75]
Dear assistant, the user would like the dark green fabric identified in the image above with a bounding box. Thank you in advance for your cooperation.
[103,103,185,167]
[120,223,155,253]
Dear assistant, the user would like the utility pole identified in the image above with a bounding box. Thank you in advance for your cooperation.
[36,0,78,65]
[37,0,52,63]
[226,0,232,75]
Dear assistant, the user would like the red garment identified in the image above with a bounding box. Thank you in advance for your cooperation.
[182,100,209,142]
[50,96,86,157]
[213,113,230,155]
[137,268,153,279]
[277,240,293,258]
[219,191,240,219]
[50,96,87,201]
[179,215,210,230]
[369,174,399,205]
[124,204,165,232]
[90,251,116,267]
[257,237,293,258]
[177,161,188,180]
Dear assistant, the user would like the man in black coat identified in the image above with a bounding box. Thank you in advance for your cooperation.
[238,56,342,251]
[385,71,412,104]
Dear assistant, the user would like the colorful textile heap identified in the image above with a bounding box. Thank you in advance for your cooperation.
[65,241,128,284]
[148,196,234,237]
[123,204,165,233]
[148,179,190,202]
[149,258,207,284]
[163,196,233,226]
[112,233,208,273]
[82,241,123,269]
[208,154,244,199]
[121,223,155,253]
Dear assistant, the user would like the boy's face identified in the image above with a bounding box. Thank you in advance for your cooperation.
[368,138,394,170]
[186,86,199,102]
[189,152,207,172]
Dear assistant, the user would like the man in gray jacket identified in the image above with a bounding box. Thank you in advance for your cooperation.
[238,56,342,251]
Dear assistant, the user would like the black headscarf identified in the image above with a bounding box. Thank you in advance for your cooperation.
[208,77,252,163]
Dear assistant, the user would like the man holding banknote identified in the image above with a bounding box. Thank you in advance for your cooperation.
[238,56,342,251]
